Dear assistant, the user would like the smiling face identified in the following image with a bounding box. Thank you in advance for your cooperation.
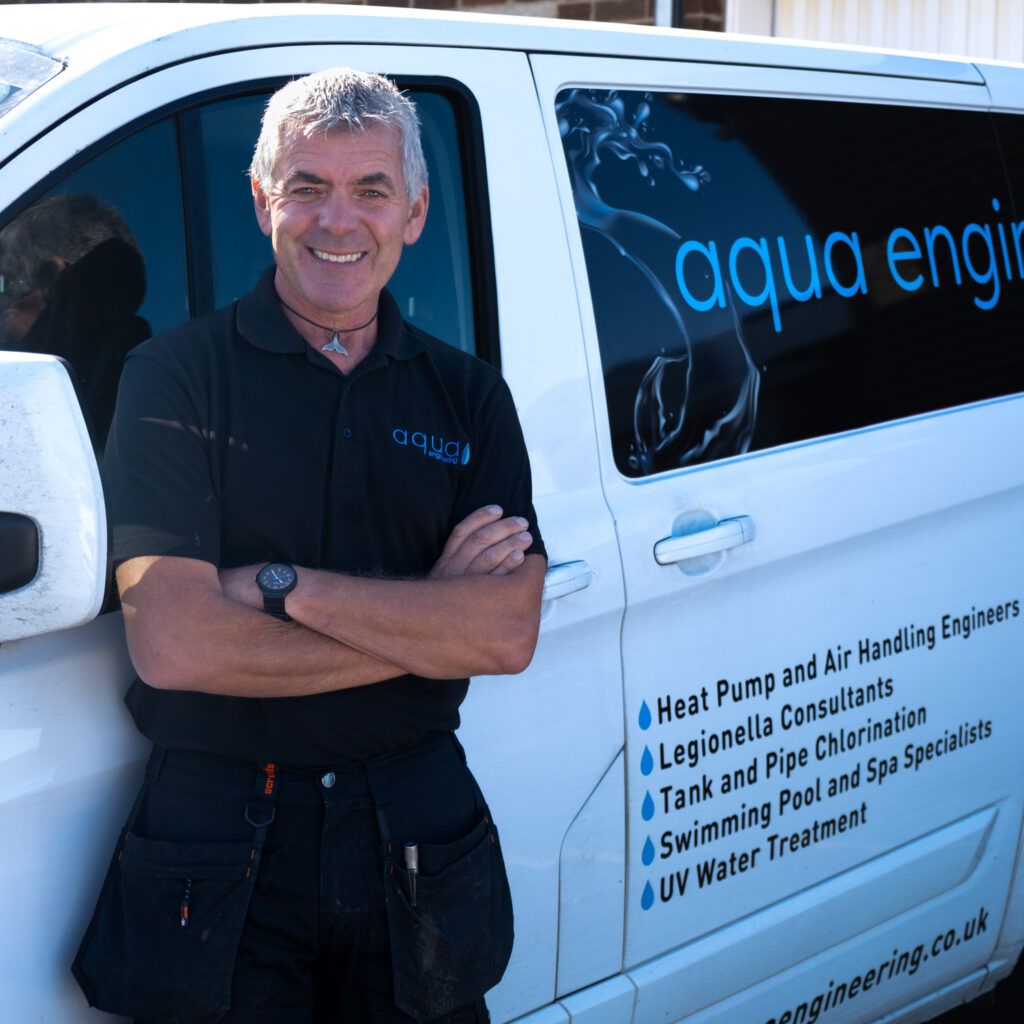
[252,125,428,330]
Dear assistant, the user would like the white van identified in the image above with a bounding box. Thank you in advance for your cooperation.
[1,6,1022,1023]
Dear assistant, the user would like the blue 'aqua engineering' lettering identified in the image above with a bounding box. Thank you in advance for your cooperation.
[674,198,1022,332]
[392,428,471,466]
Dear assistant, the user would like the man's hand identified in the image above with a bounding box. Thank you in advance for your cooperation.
[430,505,534,579]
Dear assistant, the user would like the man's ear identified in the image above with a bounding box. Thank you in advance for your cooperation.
[403,186,429,246]
[252,178,272,239]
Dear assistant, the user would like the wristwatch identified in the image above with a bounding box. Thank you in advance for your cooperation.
[255,562,298,620]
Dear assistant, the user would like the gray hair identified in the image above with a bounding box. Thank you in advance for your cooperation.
[250,68,428,200]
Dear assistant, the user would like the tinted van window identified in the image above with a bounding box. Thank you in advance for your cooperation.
[557,89,1024,477]
[199,89,477,354]
[0,118,187,442]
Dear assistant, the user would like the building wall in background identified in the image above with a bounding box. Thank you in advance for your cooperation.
[726,0,1024,62]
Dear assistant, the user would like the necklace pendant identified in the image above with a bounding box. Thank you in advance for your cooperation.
[322,332,349,356]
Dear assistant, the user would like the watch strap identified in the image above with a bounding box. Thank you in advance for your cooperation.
[262,592,290,621]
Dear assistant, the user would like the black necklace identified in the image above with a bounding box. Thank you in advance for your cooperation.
[277,296,378,355]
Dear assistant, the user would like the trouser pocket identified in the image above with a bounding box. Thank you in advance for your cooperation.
[383,812,514,1023]
[73,829,261,1024]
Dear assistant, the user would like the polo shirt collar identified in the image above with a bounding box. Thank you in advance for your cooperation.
[236,265,423,363]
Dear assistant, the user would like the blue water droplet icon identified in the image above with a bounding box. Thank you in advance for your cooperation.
[641,881,655,911]
[638,700,652,730]
[461,444,471,466]
[640,746,654,776]
[642,836,655,866]
[642,791,655,820]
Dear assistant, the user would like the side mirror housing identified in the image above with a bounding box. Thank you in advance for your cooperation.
[0,353,106,642]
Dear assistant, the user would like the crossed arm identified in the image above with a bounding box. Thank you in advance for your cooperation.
[117,506,546,698]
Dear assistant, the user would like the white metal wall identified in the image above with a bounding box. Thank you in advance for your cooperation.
[725,0,1024,62]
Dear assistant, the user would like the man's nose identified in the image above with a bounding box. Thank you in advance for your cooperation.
[317,192,360,233]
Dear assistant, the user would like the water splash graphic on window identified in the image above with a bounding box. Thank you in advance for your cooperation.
[556,89,760,474]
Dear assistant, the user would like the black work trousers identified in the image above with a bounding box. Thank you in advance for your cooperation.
[128,732,501,1024]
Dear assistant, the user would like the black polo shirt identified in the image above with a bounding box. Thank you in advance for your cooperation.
[104,267,545,766]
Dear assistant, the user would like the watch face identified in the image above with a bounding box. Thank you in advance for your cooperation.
[257,563,296,592]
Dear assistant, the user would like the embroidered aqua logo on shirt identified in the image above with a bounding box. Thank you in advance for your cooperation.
[392,429,470,466]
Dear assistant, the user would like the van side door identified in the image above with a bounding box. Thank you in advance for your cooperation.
[534,53,1024,1023]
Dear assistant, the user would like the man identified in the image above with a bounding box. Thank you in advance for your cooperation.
[73,68,546,1024]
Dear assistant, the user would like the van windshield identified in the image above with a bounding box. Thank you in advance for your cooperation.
[0,40,63,119]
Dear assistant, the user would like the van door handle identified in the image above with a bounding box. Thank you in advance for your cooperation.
[543,560,594,601]
[654,516,756,566]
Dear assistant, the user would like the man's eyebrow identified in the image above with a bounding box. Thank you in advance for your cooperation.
[353,172,396,188]
[282,170,327,187]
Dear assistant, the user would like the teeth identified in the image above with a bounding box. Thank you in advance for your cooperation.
[313,249,363,263]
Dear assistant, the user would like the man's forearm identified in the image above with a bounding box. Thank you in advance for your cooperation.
[119,558,407,696]
[285,555,546,678]
[166,599,405,695]
[118,510,542,696]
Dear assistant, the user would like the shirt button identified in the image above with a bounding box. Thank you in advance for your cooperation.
[321,771,336,789]
[343,428,353,438]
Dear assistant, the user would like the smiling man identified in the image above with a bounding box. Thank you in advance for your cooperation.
[73,69,546,1024]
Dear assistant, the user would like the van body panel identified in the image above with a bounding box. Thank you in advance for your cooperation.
[989,807,1024,960]
[514,1005,571,1024]
[0,6,985,169]
[0,5,986,85]
[626,802,1018,1022]
[975,61,1024,110]
[881,971,987,1024]
[624,805,998,1010]
[531,54,990,110]
[559,975,636,1023]
[0,612,145,1019]
[557,751,627,997]
[979,945,1023,994]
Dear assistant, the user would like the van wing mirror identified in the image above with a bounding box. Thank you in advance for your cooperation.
[0,353,106,642]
